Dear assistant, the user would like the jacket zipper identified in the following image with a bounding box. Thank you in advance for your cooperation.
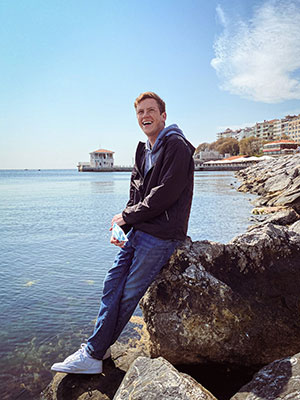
[165,210,169,221]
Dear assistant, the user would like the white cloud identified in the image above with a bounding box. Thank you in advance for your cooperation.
[216,4,227,27]
[211,0,300,103]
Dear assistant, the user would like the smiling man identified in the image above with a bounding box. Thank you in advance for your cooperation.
[51,92,195,374]
[137,96,166,144]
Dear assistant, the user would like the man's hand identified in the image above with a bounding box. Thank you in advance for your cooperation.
[111,213,126,227]
[110,236,125,248]
[110,213,126,247]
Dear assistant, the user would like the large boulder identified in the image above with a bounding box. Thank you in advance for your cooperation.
[140,224,300,367]
[230,352,300,400]
[113,356,217,400]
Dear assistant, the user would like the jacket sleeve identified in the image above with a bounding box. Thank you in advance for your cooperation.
[125,166,138,208]
[122,137,193,225]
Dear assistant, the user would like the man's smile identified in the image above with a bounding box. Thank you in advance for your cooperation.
[142,121,152,126]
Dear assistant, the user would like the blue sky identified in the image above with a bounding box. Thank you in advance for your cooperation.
[1,0,300,168]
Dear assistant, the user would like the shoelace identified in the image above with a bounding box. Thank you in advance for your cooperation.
[66,343,87,362]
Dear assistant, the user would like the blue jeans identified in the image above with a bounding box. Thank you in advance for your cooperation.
[86,229,180,360]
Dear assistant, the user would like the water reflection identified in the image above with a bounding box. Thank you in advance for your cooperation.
[90,180,115,194]
[194,172,238,194]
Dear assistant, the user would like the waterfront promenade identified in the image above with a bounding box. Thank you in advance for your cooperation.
[78,155,274,172]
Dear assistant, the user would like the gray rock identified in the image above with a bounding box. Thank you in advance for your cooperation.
[263,173,292,193]
[236,155,300,212]
[272,176,300,211]
[249,208,300,228]
[41,360,124,400]
[230,352,300,400]
[140,225,300,367]
[113,357,217,400]
[290,220,300,235]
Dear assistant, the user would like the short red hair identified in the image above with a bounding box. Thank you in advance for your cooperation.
[134,92,166,114]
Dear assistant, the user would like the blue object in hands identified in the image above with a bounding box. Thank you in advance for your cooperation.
[112,223,128,242]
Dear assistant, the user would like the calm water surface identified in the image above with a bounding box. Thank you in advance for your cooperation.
[0,169,255,399]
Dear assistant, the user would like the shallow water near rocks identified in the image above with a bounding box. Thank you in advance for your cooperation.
[0,169,255,399]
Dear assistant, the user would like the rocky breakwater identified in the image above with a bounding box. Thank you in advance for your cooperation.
[236,154,300,213]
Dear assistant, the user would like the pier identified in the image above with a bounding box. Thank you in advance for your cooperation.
[77,164,132,172]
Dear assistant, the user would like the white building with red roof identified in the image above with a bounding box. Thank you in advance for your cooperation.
[89,149,114,169]
[78,149,115,171]
[263,140,298,155]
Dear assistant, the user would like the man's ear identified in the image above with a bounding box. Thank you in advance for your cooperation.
[162,112,167,122]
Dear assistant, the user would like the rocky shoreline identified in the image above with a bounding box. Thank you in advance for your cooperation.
[42,154,300,400]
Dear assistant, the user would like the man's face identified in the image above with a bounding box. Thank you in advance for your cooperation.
[136,98,166,143]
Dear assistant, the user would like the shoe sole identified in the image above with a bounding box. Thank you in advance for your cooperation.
[51,348,110,374]
[51,366,103,374]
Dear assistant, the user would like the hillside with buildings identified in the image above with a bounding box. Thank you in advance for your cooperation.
[194,112,300,170]
[216,113,300,143]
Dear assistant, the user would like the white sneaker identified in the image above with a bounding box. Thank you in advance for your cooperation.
[51,344,108,374]
[62,344,111,363]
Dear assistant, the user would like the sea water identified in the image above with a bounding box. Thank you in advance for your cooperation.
[0,169,255,399]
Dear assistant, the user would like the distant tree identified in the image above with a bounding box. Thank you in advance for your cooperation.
[239,137,262,156]
[207,137,238,155]
[195,136,266,158]
[208,141,217,151]
[218,138,239,155]
[209,137,227,151]
[195,142,210,153]
[209,137,239,156]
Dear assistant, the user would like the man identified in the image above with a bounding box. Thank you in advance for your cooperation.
[51,92,195,374]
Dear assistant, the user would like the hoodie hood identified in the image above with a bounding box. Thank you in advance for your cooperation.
[146,124,186,154]
[144,124,187,176]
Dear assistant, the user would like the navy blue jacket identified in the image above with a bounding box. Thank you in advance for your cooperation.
[122,131,195,240]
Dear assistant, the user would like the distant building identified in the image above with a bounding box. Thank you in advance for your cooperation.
[263,140,298,155]
[288,115,300,144]
[214,113,300,143]
[272,119,282,140]
[217,127,254,141]
[238,127,255,140]
[202,155,273,170]
[90,149,114,168]
[253,120,276,141]
[217,128,235,140]
[78,149,114,171]
[193,149,222,168]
